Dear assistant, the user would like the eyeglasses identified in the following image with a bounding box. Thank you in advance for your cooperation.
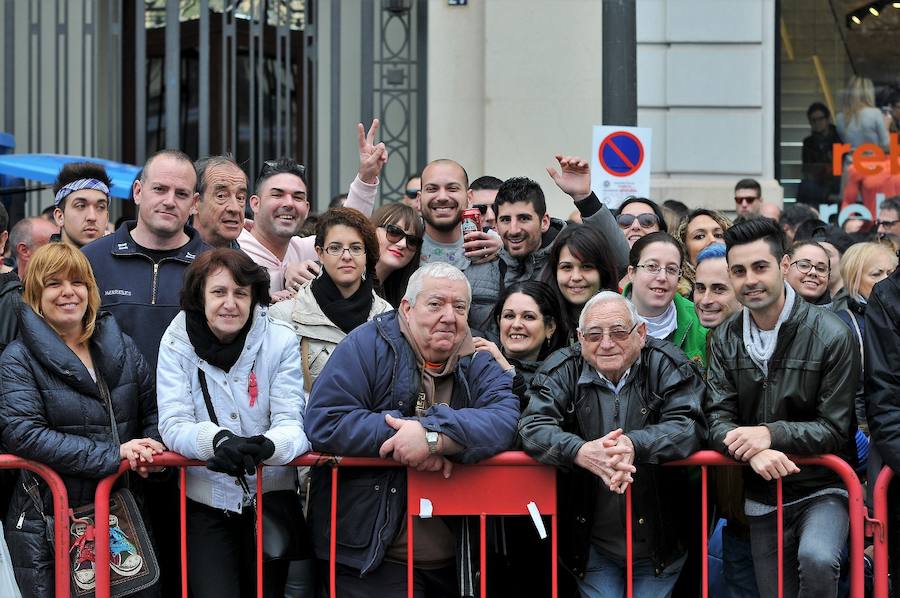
[322,243,365,257]
[405,189,419,199]
[876,219,899,229]
[734,196,760,205]
[382,224,423,250]
[616,213,659,229]
[790,259,829,276]
[471,204,490,215]
[580,322,639,343]
[635,263,682,278]
[257,159,306,186]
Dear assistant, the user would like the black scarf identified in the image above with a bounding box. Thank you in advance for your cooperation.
[311,268,374,335]
[185,308,254,372]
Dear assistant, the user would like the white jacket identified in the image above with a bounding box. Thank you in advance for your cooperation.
[156,305,309,512]
[268,282,393,389]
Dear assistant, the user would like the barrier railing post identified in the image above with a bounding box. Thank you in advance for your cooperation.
[329,465,338,598]
[179,467,188,598]
[777,478,784,598]
[0,456,72,598]
[701,465,708,598]
[873,467,894,598]
[625,486,633,598]
[256,466,264,598]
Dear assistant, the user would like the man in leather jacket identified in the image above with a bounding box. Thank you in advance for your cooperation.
[519,291,706,597]
[706,218,858,598]
[864,258,900,586]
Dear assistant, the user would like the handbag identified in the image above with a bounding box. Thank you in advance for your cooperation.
[65,366,160,597]
[197,369,312,562]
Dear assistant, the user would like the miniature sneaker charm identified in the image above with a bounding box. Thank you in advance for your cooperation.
[108,514,143,577]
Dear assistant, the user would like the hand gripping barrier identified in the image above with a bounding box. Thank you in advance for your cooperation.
[650,450,867,598]
[871,466,894,598]
[91,451,557,598]
[0,455,71,598]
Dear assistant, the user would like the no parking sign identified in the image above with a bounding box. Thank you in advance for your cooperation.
[590,125,652,210]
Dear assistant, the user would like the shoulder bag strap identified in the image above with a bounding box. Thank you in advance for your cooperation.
[300,337,313,394]
[197,370,220,425]
[847,310,865,374]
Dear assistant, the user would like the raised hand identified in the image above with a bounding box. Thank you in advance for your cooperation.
[358,119,388,184]
[463,230,502,264]
[546,154,591,201]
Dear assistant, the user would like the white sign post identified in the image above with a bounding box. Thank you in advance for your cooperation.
[590,125,652,210]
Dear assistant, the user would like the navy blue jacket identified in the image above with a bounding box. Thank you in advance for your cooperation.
[81,221,210,368]
[305,310,519,575]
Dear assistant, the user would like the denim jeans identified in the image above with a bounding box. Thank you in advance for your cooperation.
[722,523,760,598]
[748,493,848,598]
[577,545,687,598]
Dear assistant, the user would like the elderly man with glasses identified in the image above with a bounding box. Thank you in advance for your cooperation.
[519,291,707,598]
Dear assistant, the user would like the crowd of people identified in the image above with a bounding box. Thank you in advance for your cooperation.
[0,116,898,598]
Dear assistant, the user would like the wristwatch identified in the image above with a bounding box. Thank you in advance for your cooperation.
[425,431,440,454]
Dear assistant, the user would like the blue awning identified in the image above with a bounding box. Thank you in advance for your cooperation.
[0,153,140,199]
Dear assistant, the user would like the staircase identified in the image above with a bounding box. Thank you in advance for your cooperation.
[779,0,853,202]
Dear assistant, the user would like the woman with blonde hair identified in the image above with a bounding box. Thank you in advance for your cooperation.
[836,76,889,165]
[675,208,732,297]
[0,243,162,597]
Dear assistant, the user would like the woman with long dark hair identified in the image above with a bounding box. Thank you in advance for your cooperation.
[370,203,424,308]
[539,224,619,342]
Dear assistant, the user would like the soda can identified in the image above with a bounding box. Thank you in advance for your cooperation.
[461,208,482,235]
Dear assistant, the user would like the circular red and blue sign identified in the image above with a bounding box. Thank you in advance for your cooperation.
[598,131,644,177]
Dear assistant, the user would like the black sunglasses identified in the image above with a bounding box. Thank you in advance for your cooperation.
[471,204,490,215]
[257,159,306,185]
[405,189,419,199]
[383,224,422,249]
[616,213,659,228]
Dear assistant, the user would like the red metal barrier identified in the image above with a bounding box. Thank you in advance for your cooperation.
[872,466,894,598]
[92,451,557,598]
[0,454,71,598]
[653,450,867,598]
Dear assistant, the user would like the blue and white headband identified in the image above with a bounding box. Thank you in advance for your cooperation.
[54,178,110,206]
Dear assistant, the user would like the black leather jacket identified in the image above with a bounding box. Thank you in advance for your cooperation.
[705,297,858,505]
[865,267,900,474]
[518,338,707,577]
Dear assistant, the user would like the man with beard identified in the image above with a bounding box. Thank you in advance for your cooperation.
[417,159,503,270]
[464,155,629,333]
[705,217,858,597]
[239,120,387,298]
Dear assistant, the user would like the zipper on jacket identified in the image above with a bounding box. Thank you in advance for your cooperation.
[150,262,160,305]
[15,511,24,529]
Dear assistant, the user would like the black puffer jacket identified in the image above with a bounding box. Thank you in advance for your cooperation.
[0,270,22,354]
[0,305,159,598]
[865,267,900,473]
[706,297,858,505]
[518,338,707,578]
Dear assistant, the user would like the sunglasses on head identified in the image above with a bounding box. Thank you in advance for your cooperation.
[383,223,422,249]
[616,213,659,228]
[257,159,306,184]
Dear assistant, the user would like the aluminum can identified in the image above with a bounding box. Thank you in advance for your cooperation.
[461,208,482,234]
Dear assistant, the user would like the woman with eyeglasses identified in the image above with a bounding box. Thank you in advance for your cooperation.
[784,240,833,307]
[540,224,619,343]
[371,203,424,308]
[625,231,708,366]
[269,208,392,391]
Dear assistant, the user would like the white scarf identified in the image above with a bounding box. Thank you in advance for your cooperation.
[643,301,678,340]
[742,283,796,376]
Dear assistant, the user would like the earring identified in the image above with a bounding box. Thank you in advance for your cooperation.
[361,270,367,281]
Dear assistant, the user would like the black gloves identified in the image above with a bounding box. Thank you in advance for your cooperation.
[207,431,277,477]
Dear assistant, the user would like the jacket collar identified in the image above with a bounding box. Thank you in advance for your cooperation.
[109,221,206,262]
[166,304,270,366]
[290,282,392,343]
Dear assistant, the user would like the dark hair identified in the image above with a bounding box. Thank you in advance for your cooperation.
[617,196,668,233]
[329,193,348,209]
[629,231,685,268]
[254,157,307,192]
[371,203,424,307]
[469,175,503,192]
[807,102,830,119]
[793,219,828,242]
[194,154,246,197]
[540,224,619,334]
[142,149,194,182]
[494,177,546,218]
[181,248,272,313]
[0,201,8,235]
[724,217,786,261]
[882,196,900,214]
[492,280,569,360]
[662,199,689,220]
[779,203,818,229]
[315,207,380,274]
[888,91,900,108]
[787,239,830,261]
[405,172,421,186]
[734,178,761,195]
[52,162,113,210]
